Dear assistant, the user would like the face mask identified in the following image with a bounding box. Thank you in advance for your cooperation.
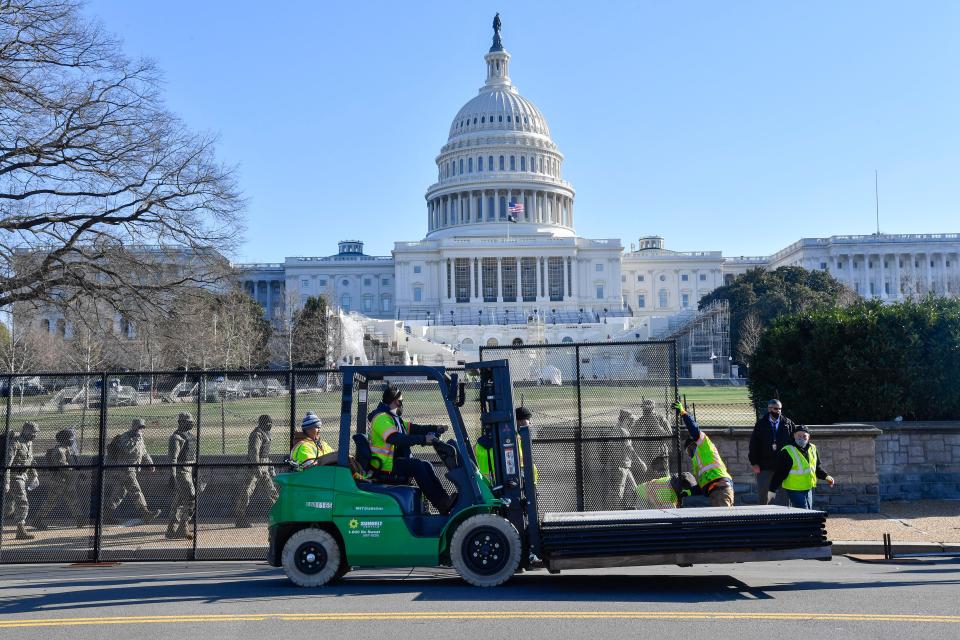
[795,436,809,447]
[263,424,272,432]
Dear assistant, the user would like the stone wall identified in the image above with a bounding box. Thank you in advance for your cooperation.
[698,425,882,513]
[868,422,960,500]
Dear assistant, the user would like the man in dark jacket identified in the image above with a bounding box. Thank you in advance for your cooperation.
[749,399,797,505]
[768,425,835,509]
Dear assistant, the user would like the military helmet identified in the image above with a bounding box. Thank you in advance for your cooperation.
[21,422,38,436]
[258,414,273,429]
[177,412,195,425]
[55,428,76,445]
[130,418,146,430]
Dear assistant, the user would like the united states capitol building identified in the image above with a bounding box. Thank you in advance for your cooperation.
[239,20,960,371]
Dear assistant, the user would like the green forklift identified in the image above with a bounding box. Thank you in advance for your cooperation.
[267,360,830,587]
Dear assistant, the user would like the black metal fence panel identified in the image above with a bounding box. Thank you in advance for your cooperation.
[1,347,677,563]
[480,341,681,513]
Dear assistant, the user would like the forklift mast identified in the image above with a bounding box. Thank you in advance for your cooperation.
[471,359,542,558]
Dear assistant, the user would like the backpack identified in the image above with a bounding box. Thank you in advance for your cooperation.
[107,433,125,461]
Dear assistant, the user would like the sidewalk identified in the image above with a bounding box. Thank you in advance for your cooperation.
[827,500,960,554]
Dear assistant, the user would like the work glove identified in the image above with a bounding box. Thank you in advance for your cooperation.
[425,433,440,445]
[826,476,835,487]
[672,401,686,416]
[28,477,40,491]
[767,491,777,503]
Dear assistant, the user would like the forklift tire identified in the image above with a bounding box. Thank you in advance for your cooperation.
[450,514,522,587]
[281,527,342,587]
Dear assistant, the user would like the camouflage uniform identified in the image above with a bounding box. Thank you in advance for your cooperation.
[166,413,197,539]
[234,415,278,528]
[106,420,158,521]
[4,423,39,539]
[32,431,84,529]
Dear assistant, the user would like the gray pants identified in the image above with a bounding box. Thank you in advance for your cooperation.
[234,470,278,519]
[34,474,82,525]
[167,473,195,530]
[756,470,789,506]
[108,468,149,513]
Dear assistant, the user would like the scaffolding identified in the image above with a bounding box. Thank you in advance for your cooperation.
[657,300,731,378]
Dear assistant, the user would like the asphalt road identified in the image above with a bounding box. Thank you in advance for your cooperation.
[0,557,958,639]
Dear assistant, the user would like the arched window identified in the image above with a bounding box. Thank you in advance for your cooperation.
[468,157,473,173]
[473,118,477,124]
[539,156,544,172]
[459,158,463,174]
[499,196,507,219]
[486,337,499,347]
[512,337,523,346]
[341,294,351,311]
[561,336,574,343]
[460,337,474,348]
[488,156,494,171]
[507,115,511,122]
[658,289,668,308]
[520,156,526,171]
[510,156,516,171]
[498,115,503,122]
[499,156,505,171]
[487,196,495,219]
[381,296,392,312]
[41,319,50,333]
[481,116,485,123]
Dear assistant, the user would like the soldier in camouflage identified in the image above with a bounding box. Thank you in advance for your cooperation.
[634,400,672,478]
[32,428,85,530]
[166,412,197,540]
[106,419,160,524]
[233,414,278,528]
[4,422,39,540]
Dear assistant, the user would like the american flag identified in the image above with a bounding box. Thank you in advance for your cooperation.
[508,201,524,215]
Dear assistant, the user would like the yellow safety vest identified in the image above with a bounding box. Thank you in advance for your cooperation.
[290,438,333,470]
[369,411,409,473]
[782,443,818,491]
[638,476,679,508]
[690,432,730,489]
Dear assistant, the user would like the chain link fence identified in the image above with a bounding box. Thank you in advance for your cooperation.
[1,345,679,563]
[480,340,681,513]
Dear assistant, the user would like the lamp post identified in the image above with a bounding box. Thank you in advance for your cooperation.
[426,310,431,327]
[478,308,482,326]
[450,309,455,326]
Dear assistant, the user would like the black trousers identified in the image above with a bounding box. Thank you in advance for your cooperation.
[392,457,448,509]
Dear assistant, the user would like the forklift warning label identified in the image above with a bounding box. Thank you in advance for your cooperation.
[503,445,517,475]
[348,519,383,538]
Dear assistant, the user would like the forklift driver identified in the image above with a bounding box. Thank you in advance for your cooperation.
[369,386,459,515]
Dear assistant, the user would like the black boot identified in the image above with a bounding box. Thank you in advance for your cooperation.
[16,524,34,540]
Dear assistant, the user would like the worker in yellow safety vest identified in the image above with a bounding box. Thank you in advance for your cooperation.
[368,386,457,515]
[289,412,334,470]
[673,401,735,507]
[475,406,537,486]
[768,425,835,510]
[636,472,699,509]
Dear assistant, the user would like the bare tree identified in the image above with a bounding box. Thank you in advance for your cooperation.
[0,1,243,319]
[737,311,763,363]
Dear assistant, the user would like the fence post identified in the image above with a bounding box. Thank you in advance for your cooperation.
[574,345,584,512]
[93,372,108,562]
[670,341,683,478]
[193,373,202,560]
[289,370,297,450]
[1,374,12,561]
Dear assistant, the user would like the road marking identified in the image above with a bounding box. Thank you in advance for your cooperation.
[0,611,958,628]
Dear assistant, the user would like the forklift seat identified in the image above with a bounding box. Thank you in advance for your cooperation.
[356,483,422,515]
[352,433,409,484]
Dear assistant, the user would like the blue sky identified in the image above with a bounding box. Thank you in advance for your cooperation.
[86,1,959,262]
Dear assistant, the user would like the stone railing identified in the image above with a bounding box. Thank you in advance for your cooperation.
[867,421,960,500]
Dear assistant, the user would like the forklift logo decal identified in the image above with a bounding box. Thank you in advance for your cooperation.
[348,519,383,538]
[306,501,333,510]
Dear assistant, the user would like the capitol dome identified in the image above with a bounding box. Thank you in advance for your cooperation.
[425,19,575,240]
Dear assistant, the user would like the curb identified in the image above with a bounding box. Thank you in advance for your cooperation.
[832,540,960,555]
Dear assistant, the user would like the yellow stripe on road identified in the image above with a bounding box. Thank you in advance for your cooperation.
[0,611,959,628]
